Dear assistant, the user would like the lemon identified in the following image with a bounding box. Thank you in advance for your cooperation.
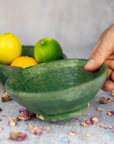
[0,32,22,65]
[10,56,38,67]
[34,38,63,63]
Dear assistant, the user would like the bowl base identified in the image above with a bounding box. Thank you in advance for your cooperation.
[36,103,88,121]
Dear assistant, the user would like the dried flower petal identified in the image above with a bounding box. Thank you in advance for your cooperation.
[100,97,114,104]
[0,89,6,92]
[0,92,11,102]
[0,127,4,131]
[110,90,114,97]
[109,126,114,132]
[28,125,42,135]
[0,108,2,111]
[7,132,27,141]
[81,119,94,128]
[90,116,101,122]
[18,109,34,121]
[74,117,80,120]
[2,115,6,117]
[43,126,50,131]
[86,134,91,137]
[8,121,16,127]
[100,97,105,100]
[107,111,114,116]
[8,118,19,127]
[81,122,88,128]
[82,116,100,128]
[0,119,2,121]
[15,118,20,122]
[112,129,114,133]
[100,124,107,129]
[36,114,44,120]
[109,126,114,129]
[69,131,78,136]
[97,107,103,112]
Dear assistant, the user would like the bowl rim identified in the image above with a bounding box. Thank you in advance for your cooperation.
[5,58,108,96]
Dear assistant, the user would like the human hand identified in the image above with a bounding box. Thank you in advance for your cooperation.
[84,24,114,91]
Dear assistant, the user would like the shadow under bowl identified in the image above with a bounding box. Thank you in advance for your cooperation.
[0,45,67,85]
[5,59,108,121]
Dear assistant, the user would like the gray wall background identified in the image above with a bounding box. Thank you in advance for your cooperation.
[0,0,114,59]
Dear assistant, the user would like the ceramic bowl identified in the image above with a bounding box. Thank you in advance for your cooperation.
[0,46,67,85]
[5,59,108,121]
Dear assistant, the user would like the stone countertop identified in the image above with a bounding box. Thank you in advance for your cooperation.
[0,83,114,144]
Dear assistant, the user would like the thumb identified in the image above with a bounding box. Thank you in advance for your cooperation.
[84,42,113,72]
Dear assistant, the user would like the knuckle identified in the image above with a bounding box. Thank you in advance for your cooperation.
[110,60,114,70]
[93,45,104,58]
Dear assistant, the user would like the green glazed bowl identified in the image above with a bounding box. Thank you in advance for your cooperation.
[0,46,67,85]
[5,59,108,121]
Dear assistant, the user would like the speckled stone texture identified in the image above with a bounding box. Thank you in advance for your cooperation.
[0,0,114,143]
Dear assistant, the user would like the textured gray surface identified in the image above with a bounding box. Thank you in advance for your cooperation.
[0,0,114,143]
[0,84,114,144]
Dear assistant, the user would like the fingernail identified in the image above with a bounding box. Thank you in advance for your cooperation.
[85,59,95,68]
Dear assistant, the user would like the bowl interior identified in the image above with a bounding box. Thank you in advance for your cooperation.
[6,59,107,93]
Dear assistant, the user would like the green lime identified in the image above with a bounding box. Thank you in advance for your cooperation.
[34,38,63,63]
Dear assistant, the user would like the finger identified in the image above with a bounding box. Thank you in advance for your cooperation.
[84,33,114,72]
[101,79,114,91]
[89,24,114,61]
[104,51,114,60]
[111,71,114,82]
[101,68,112,91]
[107,68,112,80]
[104,59,114,70]
[88,39,101,59]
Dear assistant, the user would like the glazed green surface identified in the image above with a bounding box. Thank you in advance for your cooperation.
[5,59,108,121]
[0,45,66,85]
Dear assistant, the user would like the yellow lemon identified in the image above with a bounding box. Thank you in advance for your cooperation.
[0,32,22,65]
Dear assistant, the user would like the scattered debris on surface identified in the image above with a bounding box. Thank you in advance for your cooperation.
[0,127,4,131]
[97,107,103,112]
[109,126,114,132]
[81,119,94,128]
[8,118,20,127]
[28,125,42,135]
[90,116,101,123]
[100,124,107,129]
[82,116,100,128]
[1,85,114,141]
[18,109,35,121]
[69,131,78,136]
[73,117,80,120]
[0,92,11,102]
[86,134,91,137]
[43,126,50,131]
[107,111,114,116]
[100,97,114,104]
[110,90,114,97]
[6,132,27,141]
